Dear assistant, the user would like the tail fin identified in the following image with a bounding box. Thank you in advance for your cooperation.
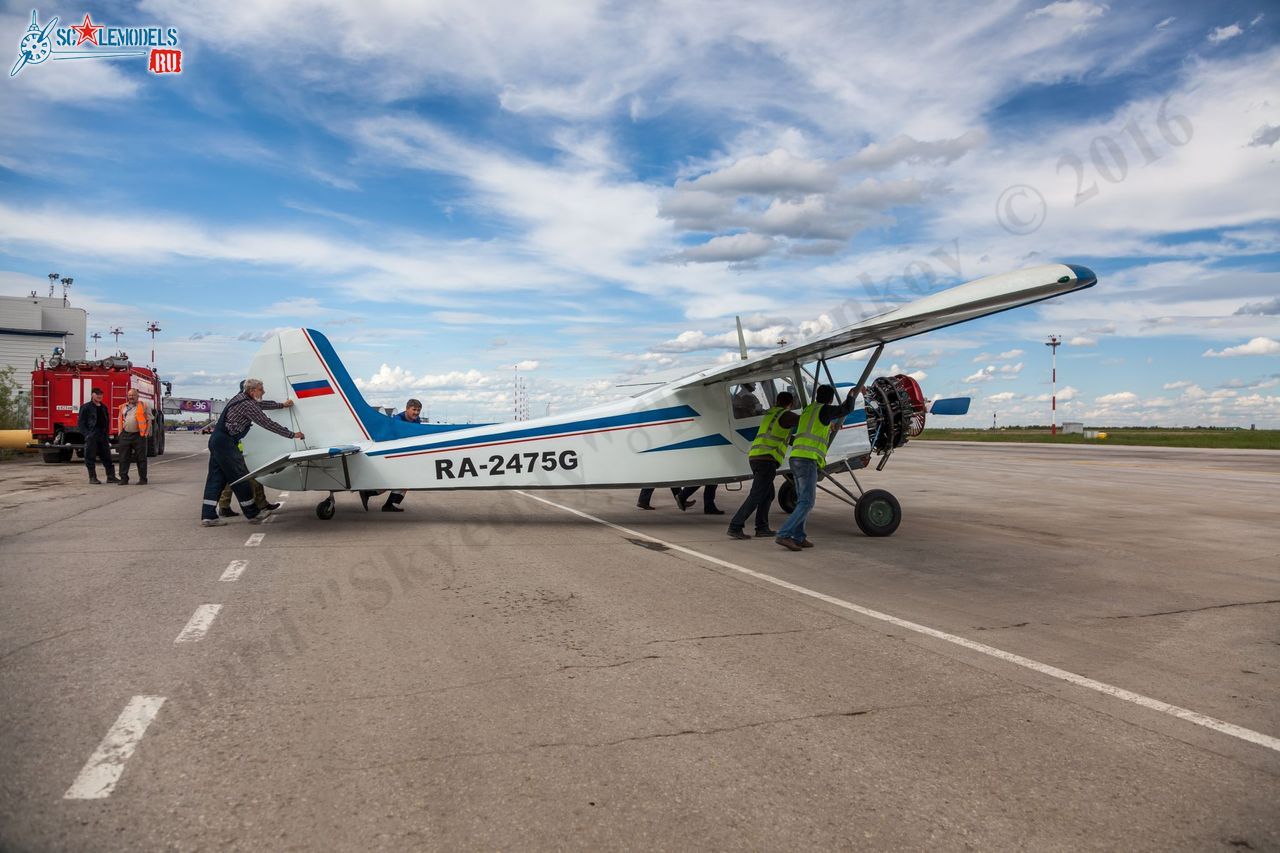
[245,328,477,450]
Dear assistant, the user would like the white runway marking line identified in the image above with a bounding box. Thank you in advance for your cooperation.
[174,604,222,643]
[245,533,265,547]
[516,491,1280,755]
[219,560,248,582]
[63,696,165,800]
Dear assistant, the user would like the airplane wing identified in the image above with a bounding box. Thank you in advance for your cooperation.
[674,263,1096,387]
[233,445,363,486]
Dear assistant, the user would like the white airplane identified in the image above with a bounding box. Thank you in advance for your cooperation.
[237,262,1096,535]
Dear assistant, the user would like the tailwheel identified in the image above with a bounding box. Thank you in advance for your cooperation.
[854,489,901,537]
[777,477,797,514]
[316,495,336,520]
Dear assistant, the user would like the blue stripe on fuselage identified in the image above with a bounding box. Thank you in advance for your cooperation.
[366,404,700,457]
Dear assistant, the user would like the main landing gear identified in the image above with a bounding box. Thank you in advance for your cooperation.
[776,462,903,537]
[316,493,336,520]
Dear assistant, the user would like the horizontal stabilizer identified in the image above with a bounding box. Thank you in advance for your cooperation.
[929,397,971,416]
[234,445,362,486]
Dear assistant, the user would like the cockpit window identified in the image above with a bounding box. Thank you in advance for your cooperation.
[730,381,771,419]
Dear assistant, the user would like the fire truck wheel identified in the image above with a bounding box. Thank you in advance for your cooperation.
[157,428,166,456]
[48,430,73,463]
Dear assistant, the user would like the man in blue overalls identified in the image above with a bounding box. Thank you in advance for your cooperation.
[200,378,303,527]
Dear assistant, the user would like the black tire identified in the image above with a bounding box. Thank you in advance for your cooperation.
[777,477,797,514]
[42,451,62,464]
[855,489,901,537]
[157,426,166,456]
[49,429,73,463]
[146,432,158,457]
[316,498,336,520]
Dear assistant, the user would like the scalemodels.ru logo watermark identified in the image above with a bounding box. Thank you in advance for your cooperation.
[10,9,182,77]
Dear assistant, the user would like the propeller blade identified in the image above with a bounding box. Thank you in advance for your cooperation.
[929,397,970,416]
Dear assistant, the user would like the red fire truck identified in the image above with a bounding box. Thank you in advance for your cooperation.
[29,350,167,464]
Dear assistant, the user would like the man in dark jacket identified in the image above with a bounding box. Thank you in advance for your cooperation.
[77,387,118,484]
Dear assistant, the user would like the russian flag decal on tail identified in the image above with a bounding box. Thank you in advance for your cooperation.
[292,379,335,399]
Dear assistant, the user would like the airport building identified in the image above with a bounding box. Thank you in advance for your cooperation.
[0,293,88,406]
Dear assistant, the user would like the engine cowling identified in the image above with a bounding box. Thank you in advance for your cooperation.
[864,374,927,455]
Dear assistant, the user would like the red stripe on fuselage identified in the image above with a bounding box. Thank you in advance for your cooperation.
[382,418,697,459]
[302,330,370,441]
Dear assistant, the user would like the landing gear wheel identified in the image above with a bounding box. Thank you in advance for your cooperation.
[778,478,797,514]
[855,489,901,537]
[316,497,336,520]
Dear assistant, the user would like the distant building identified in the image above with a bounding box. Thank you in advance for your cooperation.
[0,294,88,403]
[1062,421,1084,435]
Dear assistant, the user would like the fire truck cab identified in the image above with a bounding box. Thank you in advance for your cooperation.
[29,349,167,464]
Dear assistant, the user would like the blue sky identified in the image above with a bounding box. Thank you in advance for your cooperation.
[1,0,1278,427]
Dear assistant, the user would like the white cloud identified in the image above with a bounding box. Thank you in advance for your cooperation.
[964,365,996,383]
[1207,23,1243,44]
[513,360,539,371]
[1202,337,1280,357]
[1069,336,1097,346]
[1163,379,1192,390]
[987,391,1017,403]
[998,362,1023,378]
[666,233,778,264]
[685,149,834,195]
[1096,391,1138,405]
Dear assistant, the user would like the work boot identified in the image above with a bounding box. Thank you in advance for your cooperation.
[137,479,148,485]
[218,507,240,517]
[118,477,129,485]
[755,527,777,536]
[636,501,654,510]
[775,537,802,552]
[676,497,696,511]
[247,509,272,525]
[201,518,227,527]
[382,503,404,513]
[106,475,120,483]
[88,477,102,485]
[799,539,815,549]
[727,529,751,540]
[261,501,281,511]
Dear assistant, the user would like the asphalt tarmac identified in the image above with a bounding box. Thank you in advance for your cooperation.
[1,434,1277,851]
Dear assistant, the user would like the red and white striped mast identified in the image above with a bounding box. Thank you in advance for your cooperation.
[1046,334,1061,435]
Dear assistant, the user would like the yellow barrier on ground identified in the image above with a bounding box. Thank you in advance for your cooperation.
[0,430,36,451]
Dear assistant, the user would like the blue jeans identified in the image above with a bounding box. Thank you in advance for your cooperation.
[777,457,818,543]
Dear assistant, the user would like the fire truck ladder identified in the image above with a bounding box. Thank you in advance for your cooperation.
[31,376,52,434]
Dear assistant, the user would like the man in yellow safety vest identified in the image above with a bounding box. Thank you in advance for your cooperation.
[775,384,856,551]
[727,390,797,539]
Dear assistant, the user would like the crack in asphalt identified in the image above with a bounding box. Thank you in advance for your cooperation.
[186,655,665,707]
[645,626,839,644]
[0,625,90,665]
[559,655,661,670]
[321,689,1029,773]
[1100,599,1280,620]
